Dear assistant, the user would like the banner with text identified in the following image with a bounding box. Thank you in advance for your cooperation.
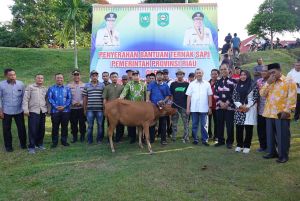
[91,3,218,80]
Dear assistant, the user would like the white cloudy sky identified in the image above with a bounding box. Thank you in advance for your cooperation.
[1,0,299,43]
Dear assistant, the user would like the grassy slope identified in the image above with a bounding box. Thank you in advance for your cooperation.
[0,47,299,201]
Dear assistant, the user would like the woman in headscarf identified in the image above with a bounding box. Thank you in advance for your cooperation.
[233,70,259,153]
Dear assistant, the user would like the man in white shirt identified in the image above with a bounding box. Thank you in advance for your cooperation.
[183,12,213,47]
[287,58,300,120]
[186,68,213,145]
[95,12,120,47]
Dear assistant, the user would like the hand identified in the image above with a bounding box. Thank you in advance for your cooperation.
[74,103,81,107]
[186,109,190,116]
[208,108,212,115]
[56,106,64,111]
[280,112,290,119]
[24,112,30,116]
[267,74,276,85]
[146,100,151,103]
[119,97,124,100]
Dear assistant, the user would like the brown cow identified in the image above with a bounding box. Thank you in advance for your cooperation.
[104,99,177,154]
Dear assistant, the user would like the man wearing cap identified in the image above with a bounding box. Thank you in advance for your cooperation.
[23,74,48,154]
[95,12,120,47]
[120,70,147,144]
[48,73,72,148]
[67,70,86,143]
[83,70,106,144]
[103,72,124,142]
[170,69,189,142]
[260,63,297,163]
[183,12,213,46]
[126,69,133,81]
[147,70,171,145]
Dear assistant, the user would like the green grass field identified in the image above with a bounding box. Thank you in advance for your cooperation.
[0,47,300,201]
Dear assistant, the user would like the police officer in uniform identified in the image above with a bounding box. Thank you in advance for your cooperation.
[96,12,120,47]
[183,12,213,46]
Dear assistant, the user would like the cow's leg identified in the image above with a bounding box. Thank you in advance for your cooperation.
[143,124,153,154]
[108,121,116,153]
[138,126,144,149]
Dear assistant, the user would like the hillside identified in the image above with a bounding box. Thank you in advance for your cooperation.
[0,47,299,86]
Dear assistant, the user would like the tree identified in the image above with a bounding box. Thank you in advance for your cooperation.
[10,0,60,47]
[287,0,300,30]
[55,0,90,69]
[246,0,297,49]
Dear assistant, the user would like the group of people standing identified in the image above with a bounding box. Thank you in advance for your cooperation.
[0,58,299,163]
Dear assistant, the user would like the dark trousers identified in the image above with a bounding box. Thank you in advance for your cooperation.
[102,116,106,139]
[266,118,291,159]
[208,109,217,139]
[70,108,86,141]
[166,116,172,136]
[150,116,167,143]
[115,124,124,142]
[294,94,300,120]
[128,126,136,142]
[2,112,27,150]
[257,114,267,149]
[28,112,46,148]
[216,109,234,145]
[51,112,70,145]
[236,125,253,148]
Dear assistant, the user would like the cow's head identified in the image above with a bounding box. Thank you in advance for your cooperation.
[159,104,177,116]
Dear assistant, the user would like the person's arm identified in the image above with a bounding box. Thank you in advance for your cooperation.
[284,80,297,114]
[22,85,30,115]
[146,91,151,102]
[119,83,129,99]
[47,87,58,109]
[0,85,3,119]
[186,96,191,115]
[232,87,242,108]
[64,87,72,109]
[103,86,108,104]
[185,84,192,114]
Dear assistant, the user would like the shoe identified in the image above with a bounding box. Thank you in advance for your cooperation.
[214,142,225,147]
[202,142,210,146]
[193,141,199,145]
[20,145,27,149]
[161,141,168,145]
[28,148,36,154]
[36,145,46,150]
[50,144,57,148]
[71,139,77,143]
[243,148,250,154]
[276,158,288,163]
[62,142,70,146]
[226,144,233,149]
[5,147,13,152]
[263,153,278,159]
[235,147,243,152]
[172,138,176,142]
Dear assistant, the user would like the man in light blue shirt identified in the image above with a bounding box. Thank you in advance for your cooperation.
[231,33,241,58]
[0,68,27,152]
[48,73,72,148]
